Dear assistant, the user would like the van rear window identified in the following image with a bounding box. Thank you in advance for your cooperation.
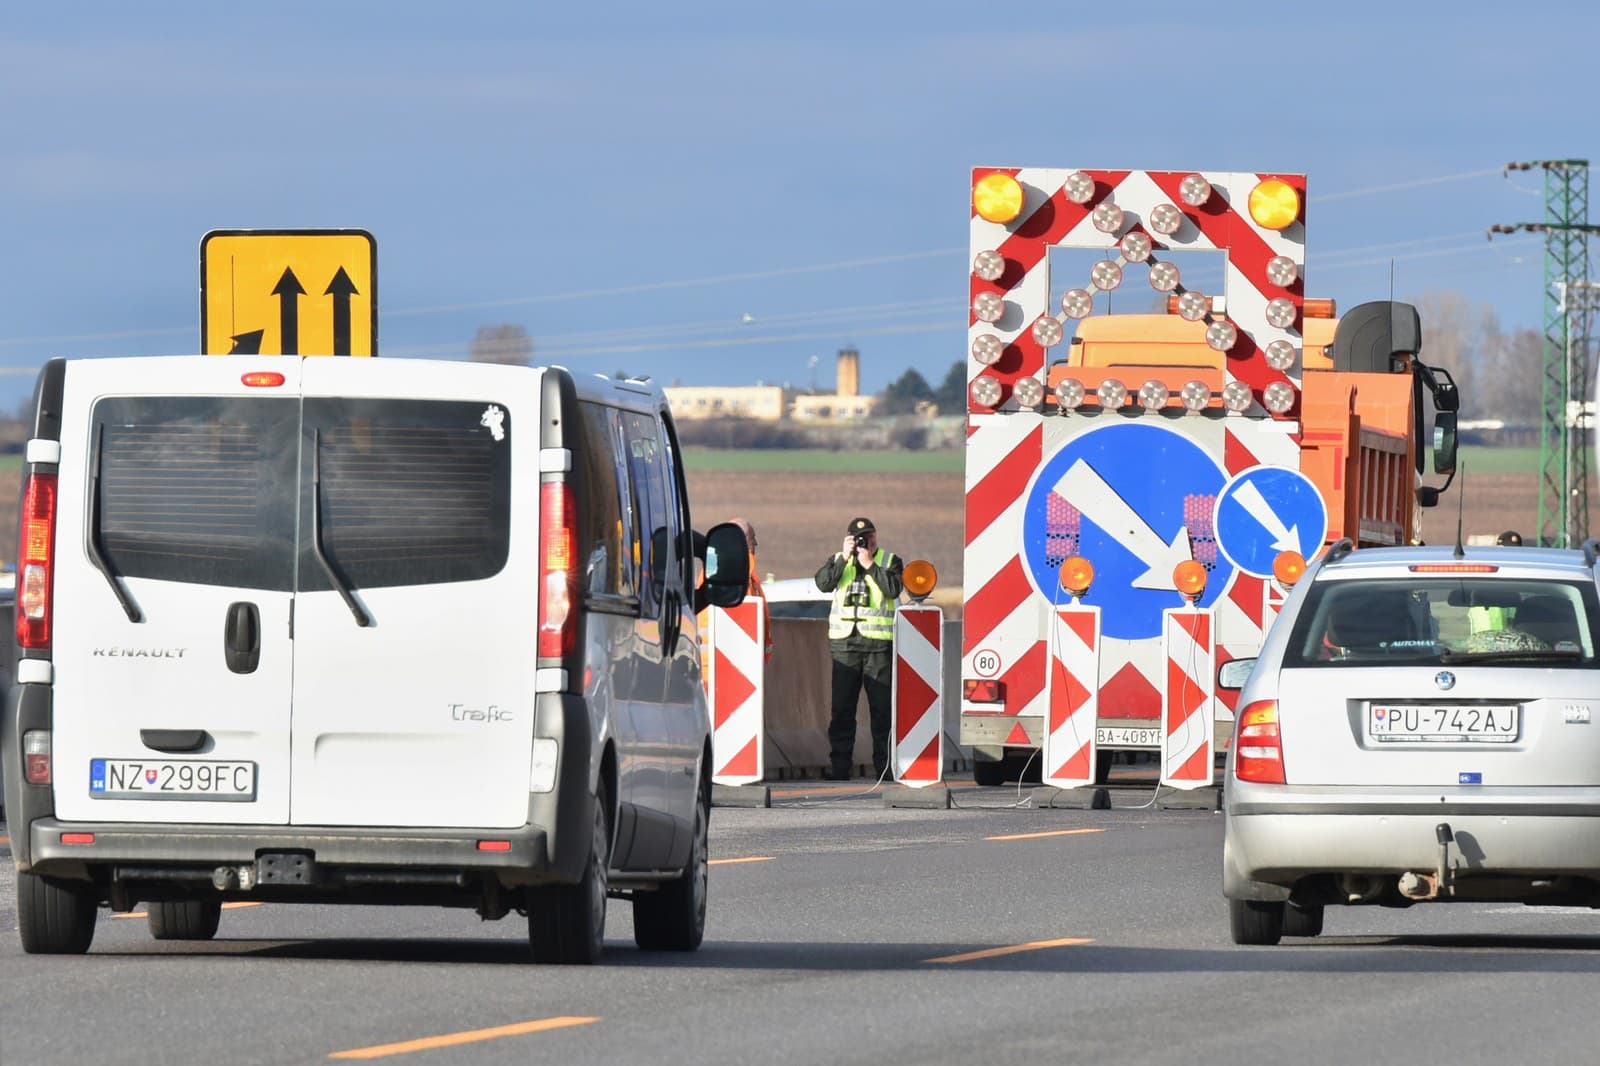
[300,398,511,590]
[92,397,299,591]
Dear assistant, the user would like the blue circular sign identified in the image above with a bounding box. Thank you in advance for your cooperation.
[1022,421,1234,641]
[1213,466,1328,577]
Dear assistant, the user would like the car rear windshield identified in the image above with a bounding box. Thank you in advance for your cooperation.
[92,397,299,591]
[1283,577,1600,667]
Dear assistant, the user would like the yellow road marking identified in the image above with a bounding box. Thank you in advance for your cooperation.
[329,1016,600,1059]
[0,837,8,845]
[771,783,888,797]
[708,856,773,866]
[985,828,1105,842]
[114,901,264,919]
[924,937,1094,964]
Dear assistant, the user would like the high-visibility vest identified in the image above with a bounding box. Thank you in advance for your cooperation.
[827,550,897,641]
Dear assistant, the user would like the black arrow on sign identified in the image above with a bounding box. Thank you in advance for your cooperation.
[272,267,305,355]
[325,267,359,356]
[228,329,265,355]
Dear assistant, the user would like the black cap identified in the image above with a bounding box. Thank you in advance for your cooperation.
[1496,530,1523,546]
[847,517,875,536]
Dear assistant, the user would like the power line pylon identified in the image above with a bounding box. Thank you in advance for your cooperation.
[1490,159,1598,547]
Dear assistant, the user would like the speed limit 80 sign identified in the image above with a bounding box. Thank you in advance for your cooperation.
[972,649,1002,678]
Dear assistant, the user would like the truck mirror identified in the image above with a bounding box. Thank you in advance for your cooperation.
[1417,486,1442,508]
[696,522,751,612]
[1432,412,1459,476]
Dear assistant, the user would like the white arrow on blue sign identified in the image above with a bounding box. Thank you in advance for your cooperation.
[1212,466,1328,577]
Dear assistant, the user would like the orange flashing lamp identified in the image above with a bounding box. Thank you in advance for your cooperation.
[1272,550,1307,586]
[1173,560,1207,600]
[903,560,938,601]
[1059,556,1095,598]
[973,173,1024,224]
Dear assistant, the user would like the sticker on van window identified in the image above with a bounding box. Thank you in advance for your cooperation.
[479,405,506,441]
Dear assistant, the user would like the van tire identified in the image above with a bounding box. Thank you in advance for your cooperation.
[148,900,222,941]
[1229,898,1285,946]
[528,779,610,964]
[17,872,98,955]
[634,777,709,951]
[1282,901,1325,937]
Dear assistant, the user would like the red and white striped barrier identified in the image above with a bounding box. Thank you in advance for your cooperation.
[891,604,943,787]
[708,600,765,786]
[1161,606,1215,789]
[1044,604,1100,788]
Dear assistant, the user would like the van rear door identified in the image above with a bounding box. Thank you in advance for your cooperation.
[289,359,540,828]
[51,357,301,824]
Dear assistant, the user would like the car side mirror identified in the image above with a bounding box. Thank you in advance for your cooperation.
[1432,411,1458,476]
[1217,658,1256,691]
[694,522,750,613]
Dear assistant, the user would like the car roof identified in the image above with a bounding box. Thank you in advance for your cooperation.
[1312,543,1595,583]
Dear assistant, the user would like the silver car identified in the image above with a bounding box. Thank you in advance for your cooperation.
[1222,539,1600,945]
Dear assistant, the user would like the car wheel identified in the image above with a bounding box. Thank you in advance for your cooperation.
[1229,898,1285,946]
[972,758,1008,787]
[528,778,610,964]
[148,900,222,941]
[1282,901,1325,937]
[17,871,98,955]
[633,776,709,951]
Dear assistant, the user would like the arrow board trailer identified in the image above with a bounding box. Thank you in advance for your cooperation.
[961,168,1312,788]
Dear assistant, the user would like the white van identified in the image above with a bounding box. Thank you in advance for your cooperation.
[0,356,749,963]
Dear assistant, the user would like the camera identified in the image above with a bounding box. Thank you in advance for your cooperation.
[850,534,864,550]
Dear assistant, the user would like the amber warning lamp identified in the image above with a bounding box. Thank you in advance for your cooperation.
[1272,550,1307,587]
[903,560,938,602]
[1059,556,1095,599]
[1173,560,1208,602]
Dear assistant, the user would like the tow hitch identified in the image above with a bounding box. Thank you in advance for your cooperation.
[1398,823,1456,900]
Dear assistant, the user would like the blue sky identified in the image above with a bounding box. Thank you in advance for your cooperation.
[2,2,1594,414]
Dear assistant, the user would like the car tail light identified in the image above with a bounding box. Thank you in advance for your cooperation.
[1234,700,1285,784]
[23,730,51,784]
[17,472,58,649]
[537,481,577,658]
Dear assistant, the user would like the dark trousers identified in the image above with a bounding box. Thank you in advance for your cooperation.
[828,642,893,771]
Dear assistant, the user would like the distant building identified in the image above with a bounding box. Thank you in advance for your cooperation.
[664,347,879,423]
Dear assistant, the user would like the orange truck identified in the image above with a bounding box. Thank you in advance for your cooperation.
[959,166,1458,788]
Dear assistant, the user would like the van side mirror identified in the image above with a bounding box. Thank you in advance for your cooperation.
[1432,411,1458,476]
[695,522,750,613]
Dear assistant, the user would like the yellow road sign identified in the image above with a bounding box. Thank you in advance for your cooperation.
[201,229,377,356]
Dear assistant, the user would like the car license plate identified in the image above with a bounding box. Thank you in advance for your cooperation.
[1368,705,1519,744]
[1096,727,1160,749]
[89,759,257,800]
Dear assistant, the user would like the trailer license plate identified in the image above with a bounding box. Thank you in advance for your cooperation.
[1096,728,1160,748]
[90,759,257,800]
[1368,705,1519,744]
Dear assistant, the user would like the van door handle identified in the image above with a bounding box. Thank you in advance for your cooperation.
[225,601,261,674]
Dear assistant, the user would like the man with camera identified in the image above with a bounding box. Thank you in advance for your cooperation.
[814,516,904,781]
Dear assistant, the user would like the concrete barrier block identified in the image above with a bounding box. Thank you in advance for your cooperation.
[1029,786,1111,810]
[882,784,951,809]
[712,784,772,809]
[1157,787,1221,811]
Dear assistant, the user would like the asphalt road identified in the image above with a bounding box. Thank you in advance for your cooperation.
[4,781,1600,1066]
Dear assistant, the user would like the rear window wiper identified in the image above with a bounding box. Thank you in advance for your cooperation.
[1438,647,1586,664]
[87,424,142,623]
[311,430,371,628]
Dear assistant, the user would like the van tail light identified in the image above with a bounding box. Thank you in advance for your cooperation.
[17,472,58,649]
[537,481,577,658]
[1234,700,1285,784]
[23,730,51,784]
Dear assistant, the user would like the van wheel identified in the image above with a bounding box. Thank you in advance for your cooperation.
[1229,898,1285,946]
[1093,749,1115,785]
[1282,901,1325,937]
[148,900,222,941]
[528,779,610,964]
[972,759,1007,787]
[634,777,709,951]
[17,872,98,955]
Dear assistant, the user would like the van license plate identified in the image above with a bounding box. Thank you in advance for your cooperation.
[1368,705,1519,744]
[89,759,256,800]
[1095,728,1160,748]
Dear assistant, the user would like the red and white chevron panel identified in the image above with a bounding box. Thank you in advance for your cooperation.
[892,604,944,787]
[1044,604,1100,788]
[708,600,765,786]
[968,168,1305,415]
[1161,607,1216,789]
